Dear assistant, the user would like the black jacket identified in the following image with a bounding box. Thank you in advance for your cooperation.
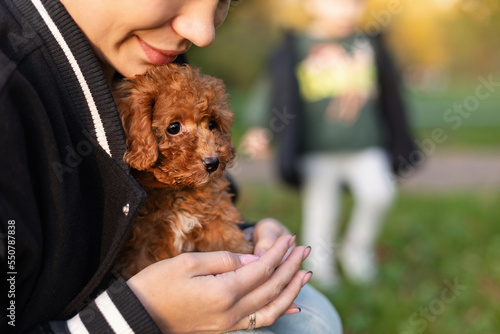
[0,0,162,332]
[270,32,419,187]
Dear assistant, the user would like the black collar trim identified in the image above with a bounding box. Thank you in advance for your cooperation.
[16,0,129,172]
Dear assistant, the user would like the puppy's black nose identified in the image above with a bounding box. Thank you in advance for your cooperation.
[203,157,219,173]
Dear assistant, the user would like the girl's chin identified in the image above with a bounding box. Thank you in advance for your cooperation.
[116,63,153,79]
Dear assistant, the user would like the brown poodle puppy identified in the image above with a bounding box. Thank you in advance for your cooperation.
[113,64,253,279]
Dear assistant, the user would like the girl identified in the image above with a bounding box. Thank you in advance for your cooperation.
[0,0,340,333]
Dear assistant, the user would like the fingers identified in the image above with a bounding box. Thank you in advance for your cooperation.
[131,236,310,334]
[258,269,309,322]
[283,302,301,316]
[229,268,312,331]
[283,306,301,315]
[178,251,244,277]
[230,234,296,298]
[253,218,291,256]
[234,245,309,313]
[238,254,261,265]
[261,270,307,320]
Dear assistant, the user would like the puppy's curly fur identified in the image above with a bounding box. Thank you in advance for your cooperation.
[113,64,253,279]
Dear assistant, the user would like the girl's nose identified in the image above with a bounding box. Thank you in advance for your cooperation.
[172,1,227,48]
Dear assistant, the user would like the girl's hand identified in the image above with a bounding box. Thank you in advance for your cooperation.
[127,235,311,333]
[251,218,294,257]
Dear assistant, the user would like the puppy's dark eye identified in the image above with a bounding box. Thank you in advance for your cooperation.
[166,122,181,135]
[208,120,218,131]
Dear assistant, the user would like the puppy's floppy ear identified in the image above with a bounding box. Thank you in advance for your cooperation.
[113,77,159,170]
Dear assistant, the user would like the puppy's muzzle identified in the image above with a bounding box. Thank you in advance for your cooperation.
[202,157,219,174]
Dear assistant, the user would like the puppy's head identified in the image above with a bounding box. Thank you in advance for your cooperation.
[113,64,235,188]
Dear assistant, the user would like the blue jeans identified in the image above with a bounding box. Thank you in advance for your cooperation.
[225,284,342,334]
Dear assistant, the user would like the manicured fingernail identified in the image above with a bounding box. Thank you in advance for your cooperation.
[285,307,301,315]
[303,246,311,260]
[238,254,260,265]
[288,234,296,248]
[302,271,313,286]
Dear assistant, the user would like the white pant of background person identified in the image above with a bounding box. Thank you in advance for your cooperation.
[226,284,343,333]
[301,148,396,287]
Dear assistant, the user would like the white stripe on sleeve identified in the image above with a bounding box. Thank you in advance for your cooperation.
[67,314,90,334]
[95,292,134,334]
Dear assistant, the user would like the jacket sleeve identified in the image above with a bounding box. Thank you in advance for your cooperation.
[373,34,420,176]
[269,32,304,187]
[46,279,161,334]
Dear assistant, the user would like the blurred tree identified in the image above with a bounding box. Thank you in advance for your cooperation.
[188,0,500,90]
[442,0,500,77]
[355,0,500,81]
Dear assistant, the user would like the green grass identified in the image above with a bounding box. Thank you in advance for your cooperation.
[226,85,500,149]
[415,126,500,149]
[236,185,500,334]
[407,88,500,128]
[406,87,500,149]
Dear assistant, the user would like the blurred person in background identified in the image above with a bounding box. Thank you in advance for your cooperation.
[242,0,418,289]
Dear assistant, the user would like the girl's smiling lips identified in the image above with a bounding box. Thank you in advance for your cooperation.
[137,36,185,66]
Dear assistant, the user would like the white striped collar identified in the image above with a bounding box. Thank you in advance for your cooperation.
[31,0,112,156]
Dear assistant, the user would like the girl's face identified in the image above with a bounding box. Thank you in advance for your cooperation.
[62,0,231,78]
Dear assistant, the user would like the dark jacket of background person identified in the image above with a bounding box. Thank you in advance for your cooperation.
[270,31,419,187]
[0,0,177,332]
